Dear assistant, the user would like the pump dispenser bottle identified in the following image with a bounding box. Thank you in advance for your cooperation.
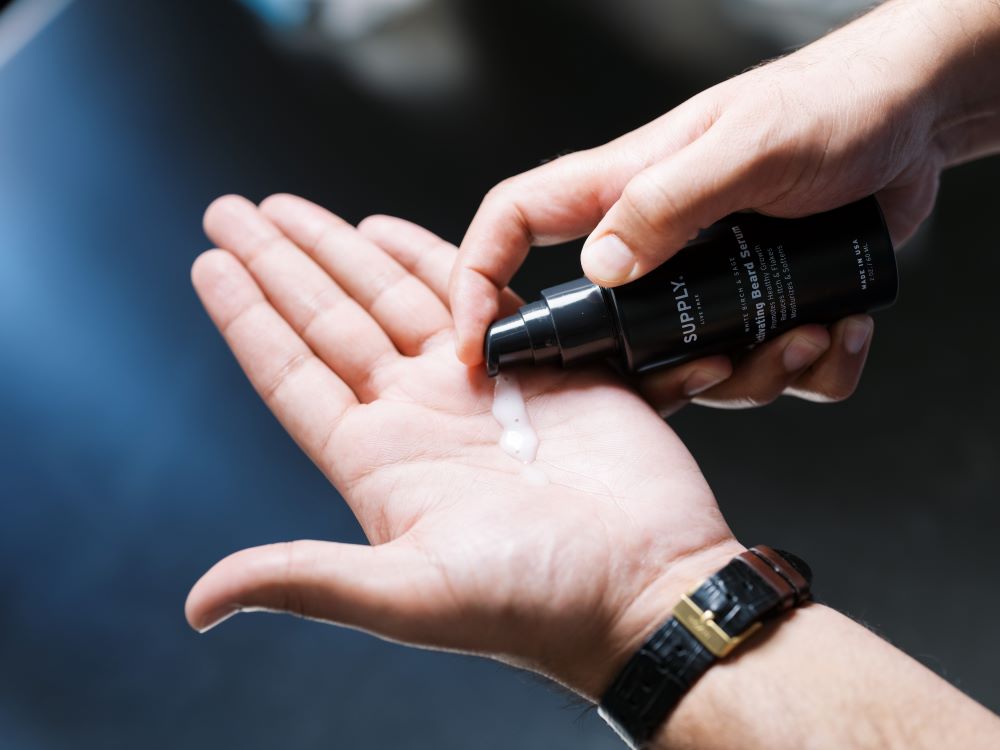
[484,196,897,377]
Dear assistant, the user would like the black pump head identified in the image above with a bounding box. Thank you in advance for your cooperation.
[483,279,618,377]
[484,314,534,376]
[484,301,560,377]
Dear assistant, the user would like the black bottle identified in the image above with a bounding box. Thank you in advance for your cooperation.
[484,196,898,377]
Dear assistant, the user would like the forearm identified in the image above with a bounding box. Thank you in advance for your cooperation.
[779,0,1000,168]
[652,603,1000,750]
[930,1,1000,165]
[878,0,1000,165]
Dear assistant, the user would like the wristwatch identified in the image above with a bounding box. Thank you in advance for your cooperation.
[599,545,813,749]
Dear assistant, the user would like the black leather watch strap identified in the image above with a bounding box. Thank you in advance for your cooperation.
[598,546,812,749]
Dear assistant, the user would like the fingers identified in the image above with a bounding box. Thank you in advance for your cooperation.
[185,539,439,643]
[640,316,875,413]
[259,195,453,355]
[357,215,457,303]
[637,355,733,418]
[358,214,525,317]
[448,93,727,366]
[785,315,873,403]
[692,325,833,409]
[450,151,622,366]
[203,195,401,401]
[191,249,357,465]
[581,126,752,286]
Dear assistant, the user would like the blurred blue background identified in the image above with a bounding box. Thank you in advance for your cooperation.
[0,0,997,747]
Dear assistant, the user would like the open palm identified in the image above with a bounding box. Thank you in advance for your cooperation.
[186,194,739,697]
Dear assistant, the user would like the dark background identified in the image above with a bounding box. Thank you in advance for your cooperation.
[1,0,997,747]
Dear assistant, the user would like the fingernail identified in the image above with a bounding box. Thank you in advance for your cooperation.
[196,607,239,634]
[782,336,827,372]
[582,234,636,284]
[683,370,728,397]
[843,317,873,355]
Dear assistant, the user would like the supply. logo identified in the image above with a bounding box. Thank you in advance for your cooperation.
[671,277,698,343]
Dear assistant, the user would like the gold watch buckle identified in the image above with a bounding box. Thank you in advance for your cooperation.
[672,594,762,658]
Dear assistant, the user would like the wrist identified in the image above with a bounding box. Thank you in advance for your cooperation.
[653,604,860,750]
[563,539,746,702]
[569,540,1000,749]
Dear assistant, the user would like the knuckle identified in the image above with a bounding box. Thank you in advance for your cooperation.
[191,248,225,279]
[619,170,677,235]
[787,378,858,404]
[739,378,785,408]
[202,193,243,229]
[728,104,835,206]
[258,193,293,214]
[819,379,858,403]
[484,177,518,205]
[260,350,313,401]
[356,214,391,234]
[746,391,780,408]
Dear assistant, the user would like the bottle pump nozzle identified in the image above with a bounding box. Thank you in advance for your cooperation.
[484,278,618,377]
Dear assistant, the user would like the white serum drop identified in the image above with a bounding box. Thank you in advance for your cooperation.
[491,373,548,485]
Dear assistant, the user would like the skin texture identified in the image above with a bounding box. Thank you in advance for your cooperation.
[185,195,1000,748]
[451,0,1000,415]
[185,194,740,698]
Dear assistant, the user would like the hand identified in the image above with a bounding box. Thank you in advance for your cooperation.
[184,194,741,698]
[451,0,1000,415]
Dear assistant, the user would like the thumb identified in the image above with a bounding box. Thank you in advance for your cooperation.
[581,128,753,286]
[450,150,634,367]
[185,539,436,641]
